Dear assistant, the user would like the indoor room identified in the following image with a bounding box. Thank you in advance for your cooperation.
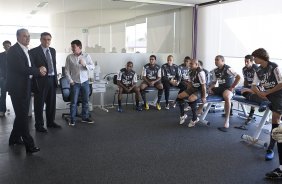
[0,0,282,183]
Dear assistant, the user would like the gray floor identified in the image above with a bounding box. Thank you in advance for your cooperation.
[0,102,281,184]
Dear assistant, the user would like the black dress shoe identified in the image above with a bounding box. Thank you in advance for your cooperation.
[36,127,48,133]
[26,146,40,154]
[9,138,24,146]
[47,122,62,128]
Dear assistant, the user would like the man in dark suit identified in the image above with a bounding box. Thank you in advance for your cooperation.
[0,40,11,117]
[7,28,46,154]
[30,32,61,133]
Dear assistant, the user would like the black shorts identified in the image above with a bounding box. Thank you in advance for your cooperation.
[184,87,206,99]
[267,93,282,115]
[212,87,227,96]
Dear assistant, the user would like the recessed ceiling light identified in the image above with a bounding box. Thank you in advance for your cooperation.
[37,1,49,8]
[30,10,38,15]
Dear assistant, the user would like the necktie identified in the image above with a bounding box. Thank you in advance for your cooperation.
[46,49,54,75]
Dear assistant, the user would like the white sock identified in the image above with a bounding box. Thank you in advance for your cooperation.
[280,165,282,170]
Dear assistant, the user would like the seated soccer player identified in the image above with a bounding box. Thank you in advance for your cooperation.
[161,55,181,110]
[208,55,241,132]
[250,49,282,172]
[117,61,142,112]
[237,55,269,126]
[140,55,163,110]
[196,60,210,116]
[176,59,207,127]
[171,56,191,109]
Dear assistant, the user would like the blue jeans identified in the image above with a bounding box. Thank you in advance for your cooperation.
[70,81,90,121]
[0,78,7,113]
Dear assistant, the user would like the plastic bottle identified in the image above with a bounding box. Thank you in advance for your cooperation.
[94,61,101,81]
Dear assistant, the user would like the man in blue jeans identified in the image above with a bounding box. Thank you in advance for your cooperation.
[65,40,94,126]
[0,40,11,117]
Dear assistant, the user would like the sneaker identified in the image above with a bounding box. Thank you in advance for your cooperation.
[184,106,191,112]
[172,102,177,108]
[265,149,274,161]
[144,103,149,110]
[179,114,187,125]
[68,120,75,126]
[188,117,199,128]
[136,105,142,111]
[156,103,161,110]
[165,104,170,110]
[0,112,4,117]
[81,118,94,124]
[117,106,123,112]
[265,168,282,179]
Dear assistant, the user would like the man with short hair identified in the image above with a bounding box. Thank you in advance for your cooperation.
[65,40,94,126]
[0,40,11,117]
[176,59,207,126]
[209,55,241,132]
[140,55,163,110]
[116,61,142,112]
[240,55,269,123]
[30,32,61,132]
[7,28,46,154]
[161,55,181,110]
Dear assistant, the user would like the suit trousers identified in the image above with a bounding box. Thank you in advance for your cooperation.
[34,76,56,128]
[9,94,34,148]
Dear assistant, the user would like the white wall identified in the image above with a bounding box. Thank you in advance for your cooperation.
[197,0,282,71]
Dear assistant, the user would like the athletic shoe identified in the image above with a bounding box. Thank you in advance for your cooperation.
[265,149,274,161]
[172,102,177,108]
[156,103,161,110]
[117,106,123,112]
[144,103,149,110]
[136,105,142,111]
[68,120,75,126]
[81,118,94,124]
[165,104,170,110]
[265,168,282,179]
[188,117,199,128]
[179,114,187,125]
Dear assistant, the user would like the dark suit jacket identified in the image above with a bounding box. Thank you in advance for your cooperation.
[6,43,40,98]
[0,51,7,79]
[29,46,58,93]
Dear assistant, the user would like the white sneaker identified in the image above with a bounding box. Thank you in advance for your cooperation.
[179,114,187,124]
[0,112,4,117]
[188,117,199,128]
[184,106,191,111]
[165,104,170,110]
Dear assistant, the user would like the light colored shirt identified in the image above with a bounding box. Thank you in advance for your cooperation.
[18,41,32,78]
[65,52,94,84]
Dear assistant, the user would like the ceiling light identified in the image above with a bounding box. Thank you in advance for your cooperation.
[37,1,49,8]
[113,0,194,7]
[30,10,38,15]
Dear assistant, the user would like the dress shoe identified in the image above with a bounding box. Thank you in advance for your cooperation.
[47,122,62,128]
[36,127,48,133]
[9,138,24,146]
[26,146,40,154]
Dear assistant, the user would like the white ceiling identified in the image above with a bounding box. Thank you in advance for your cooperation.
[0,0,222,15]
[0,0,238,27]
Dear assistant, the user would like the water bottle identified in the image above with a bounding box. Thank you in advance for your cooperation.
[94,61,101,81]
